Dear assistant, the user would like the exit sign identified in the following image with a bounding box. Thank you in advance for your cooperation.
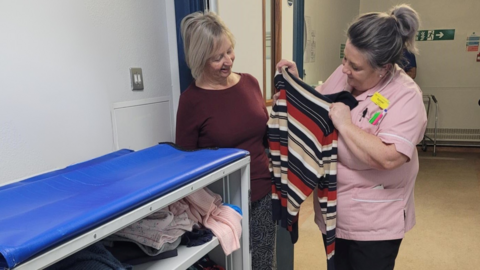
[416,29,455,41]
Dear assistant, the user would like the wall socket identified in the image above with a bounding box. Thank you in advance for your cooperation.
[130,68,144,91]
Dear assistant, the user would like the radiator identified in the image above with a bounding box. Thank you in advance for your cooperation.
[424,128,480,146]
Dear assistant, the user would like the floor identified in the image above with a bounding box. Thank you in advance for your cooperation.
[294,147,480,270]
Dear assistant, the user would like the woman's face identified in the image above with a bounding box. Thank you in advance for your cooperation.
[342,39,384,92]
[203,35,235,82]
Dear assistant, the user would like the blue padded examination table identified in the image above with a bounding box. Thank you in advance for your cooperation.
[0,143,248,269]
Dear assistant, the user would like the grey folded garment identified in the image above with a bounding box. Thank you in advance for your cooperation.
[45,241,132,270]
[103,235,181,263]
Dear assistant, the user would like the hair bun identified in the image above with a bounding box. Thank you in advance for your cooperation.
[390,4,420,53]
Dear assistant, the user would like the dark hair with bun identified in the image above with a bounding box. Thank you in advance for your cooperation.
[347,4,420,70]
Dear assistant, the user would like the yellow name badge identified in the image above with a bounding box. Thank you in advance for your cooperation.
[371,92,390,109]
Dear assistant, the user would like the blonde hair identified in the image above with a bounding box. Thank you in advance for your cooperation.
[180,11,235,79]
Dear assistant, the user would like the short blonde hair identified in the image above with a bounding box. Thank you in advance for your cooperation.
[180,11,235,79]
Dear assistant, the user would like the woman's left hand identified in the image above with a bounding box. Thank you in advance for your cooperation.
[329,102,352,132]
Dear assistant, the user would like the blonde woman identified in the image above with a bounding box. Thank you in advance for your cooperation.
[176,12,276,270]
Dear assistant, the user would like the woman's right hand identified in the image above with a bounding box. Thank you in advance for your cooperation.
[272,91,280,105]
[276,59,299,78]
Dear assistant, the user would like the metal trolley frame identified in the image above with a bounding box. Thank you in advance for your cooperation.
[421,94,438,156]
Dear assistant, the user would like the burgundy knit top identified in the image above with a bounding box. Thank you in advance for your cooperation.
[175,73,271,202]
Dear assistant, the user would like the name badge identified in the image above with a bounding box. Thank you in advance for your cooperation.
[371,92,389,110]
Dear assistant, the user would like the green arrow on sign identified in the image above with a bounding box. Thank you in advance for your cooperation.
[433,29,455,40]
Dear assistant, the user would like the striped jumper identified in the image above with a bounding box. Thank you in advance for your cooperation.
[268,67,357,270]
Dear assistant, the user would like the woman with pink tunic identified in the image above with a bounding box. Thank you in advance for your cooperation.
[277,4,427,270]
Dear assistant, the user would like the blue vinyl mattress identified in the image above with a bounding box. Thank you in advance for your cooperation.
[0,143,248,269]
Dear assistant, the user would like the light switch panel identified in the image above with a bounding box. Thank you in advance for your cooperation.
[130,68,144,91]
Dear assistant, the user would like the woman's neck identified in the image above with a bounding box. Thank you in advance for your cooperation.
[351,88,362,97]
[196,73,239,90]
[349,68,395,97]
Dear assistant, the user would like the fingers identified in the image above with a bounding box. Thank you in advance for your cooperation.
[272,92,280,104]
[329,103,334,119]
[276,59,301,79]
[276,59,293,72]
[273,97,277,105]
[275,59,299,78]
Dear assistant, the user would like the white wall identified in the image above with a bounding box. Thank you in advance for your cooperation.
[216,0,293,99]
[303,0,360,86]
[300,0,480,131]
[0,0,177,185]
[217,0,264,91]
[360,0,480,131]
[282,0,294,61]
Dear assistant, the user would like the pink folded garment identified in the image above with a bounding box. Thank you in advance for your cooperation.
[115,210,194,250]
[184,188,242,255]
[169,198,202,224]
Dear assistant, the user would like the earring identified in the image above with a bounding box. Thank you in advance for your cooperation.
[379,74,383,78]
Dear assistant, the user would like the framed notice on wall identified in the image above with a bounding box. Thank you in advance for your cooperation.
[466,32,479,52]
[304,16,315,63]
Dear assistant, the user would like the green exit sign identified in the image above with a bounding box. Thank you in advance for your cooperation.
[416,29,455,41]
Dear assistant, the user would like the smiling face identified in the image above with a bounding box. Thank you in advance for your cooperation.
[342,39,386,93]
[202,35,235,82]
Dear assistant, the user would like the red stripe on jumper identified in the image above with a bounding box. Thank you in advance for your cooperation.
[287,100,328,142]
[287,169,313,198]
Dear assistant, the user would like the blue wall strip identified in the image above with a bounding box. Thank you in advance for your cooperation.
[174,0,205,93]
[293,0,305,79]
